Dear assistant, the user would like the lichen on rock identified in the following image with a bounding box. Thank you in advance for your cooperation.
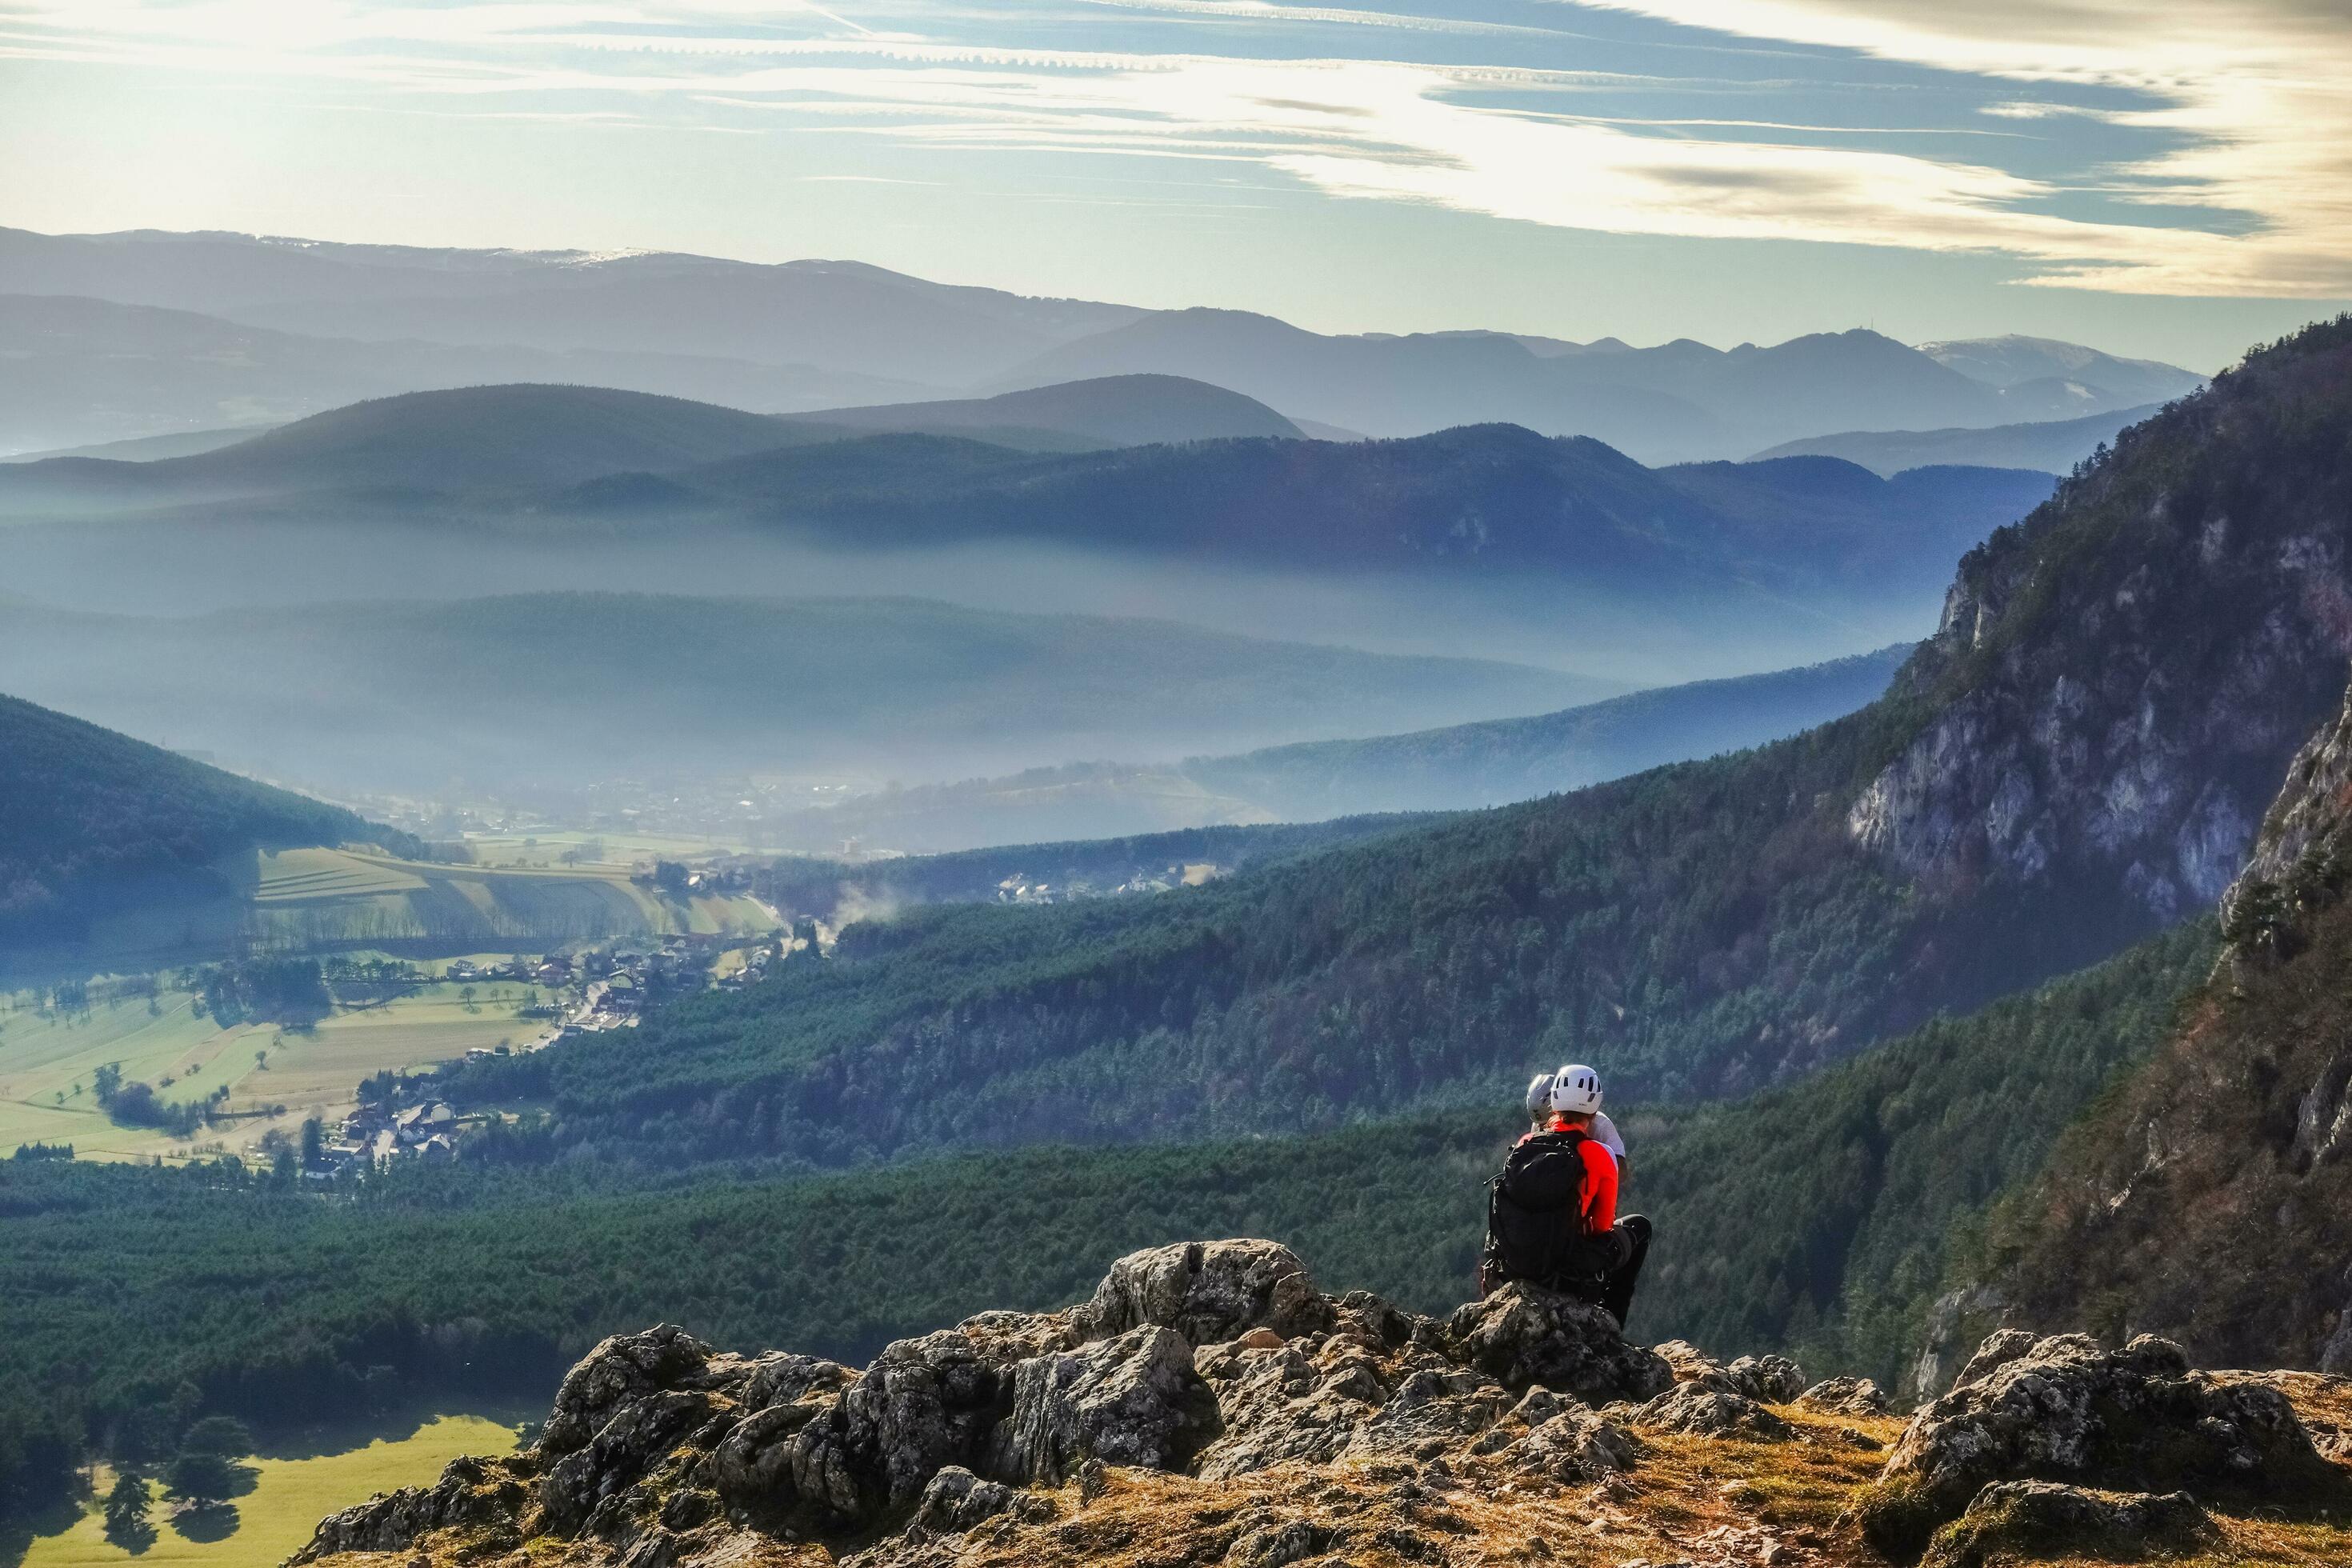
[1852,1330,2334,1558]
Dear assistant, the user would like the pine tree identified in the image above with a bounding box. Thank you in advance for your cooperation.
[102,1470,153,1544]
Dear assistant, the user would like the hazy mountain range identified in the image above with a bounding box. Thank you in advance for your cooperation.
[0,382,2054,687]
[0,383,2054,591]
[0,593,1619,795]
[0,227,2201,463]
[1752,403,2163,477]
[748,645,1910,853]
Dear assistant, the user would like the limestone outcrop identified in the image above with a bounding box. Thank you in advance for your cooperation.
[290,1247,2350,1568]
[1854,1330,2334,1557]
[289,1242,1674,1568]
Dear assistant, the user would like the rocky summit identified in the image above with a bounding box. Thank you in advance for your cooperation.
[290,1240,2352,1568]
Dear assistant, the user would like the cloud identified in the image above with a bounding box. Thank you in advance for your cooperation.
[6,0,2348,297]
[1576,0,2352,294]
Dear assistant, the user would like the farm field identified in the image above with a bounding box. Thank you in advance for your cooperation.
[0,990,248,1159]
[20,1413,520,1568]
[2,842,772,985]
[217,982,552,1154]
[0,981,554,1163]
[246,846,774,948]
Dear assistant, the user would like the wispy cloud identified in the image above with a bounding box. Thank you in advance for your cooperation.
[6,0,2347,296]
[1579,0,2352,294]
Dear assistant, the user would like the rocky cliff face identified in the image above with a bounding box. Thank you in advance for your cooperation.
[1848,321,2352,932]
[290,1239,2352,1568]
[1972,649,2352,1378]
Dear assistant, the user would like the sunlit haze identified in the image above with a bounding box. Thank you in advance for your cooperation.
[6,0,2349,365]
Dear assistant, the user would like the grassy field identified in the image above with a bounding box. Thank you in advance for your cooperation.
[245,847,774,949]
[21,1413,519,1568]
[0,981,552,1163]
[0,990,246,1159]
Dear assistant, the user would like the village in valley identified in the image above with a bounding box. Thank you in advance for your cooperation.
[302,923,822,1177]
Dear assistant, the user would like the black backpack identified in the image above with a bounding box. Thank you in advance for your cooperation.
[1483,1130,1604,1290]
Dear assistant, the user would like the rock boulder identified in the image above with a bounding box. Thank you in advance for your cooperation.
[1633,1382,1792,1441]
[1192,1336,1383,1480]
[1798,1375,1890,1418]
[1854,1331,2332,1556]
[1443,1285,1672,1403]
[540,1326,718,1458]
[1074,1240,1331,1348]
[290,1455,528,1563]
[986,1325,1216,1483]
[1921,1482,2209,1568]
[910,1466,1054,1534]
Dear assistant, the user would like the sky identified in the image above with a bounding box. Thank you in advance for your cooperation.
[4,0,2349,369]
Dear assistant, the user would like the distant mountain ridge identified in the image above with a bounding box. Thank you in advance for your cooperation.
[0,384,2054,697]
[756,645,1911,853]
[0,292,926,455]
[1919,334,2206,406]
[1750,404,2166,477]
[0,228,1142,386]
[0,226,2200,465]
[994,314,2178,462]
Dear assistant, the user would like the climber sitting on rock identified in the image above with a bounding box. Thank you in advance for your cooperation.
[1483,1063,1651,1328]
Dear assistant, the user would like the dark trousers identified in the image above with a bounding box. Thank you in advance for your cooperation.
[1598,1214,1651,1329]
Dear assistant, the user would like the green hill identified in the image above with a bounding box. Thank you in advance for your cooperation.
[442,318,2352,1166]
[0,692,406,944]
[153,382,793,493]
[670,424,2048,597]
[778,373,1303,450]
[0,383,797,510]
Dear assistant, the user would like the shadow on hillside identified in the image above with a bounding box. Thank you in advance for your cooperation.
[103,1515,157,1555]
[252,1392,545,1463]
[168,1502,240,1542]
[0,1494,85,1568]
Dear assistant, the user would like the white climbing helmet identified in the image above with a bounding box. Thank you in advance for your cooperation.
[1523,1070,1556,1118]
[1550,1063,1603,1115]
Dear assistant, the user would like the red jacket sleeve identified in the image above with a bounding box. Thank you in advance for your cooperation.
[1578,1138,1618,1234]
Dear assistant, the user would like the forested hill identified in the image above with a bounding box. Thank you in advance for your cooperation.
[0,691,406,941]
[0,390,2051,615]
[672,424,2043,597]
[446,317,2352,1167]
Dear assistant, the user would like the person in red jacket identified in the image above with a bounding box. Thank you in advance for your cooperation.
[1544,1065,1651,1327]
